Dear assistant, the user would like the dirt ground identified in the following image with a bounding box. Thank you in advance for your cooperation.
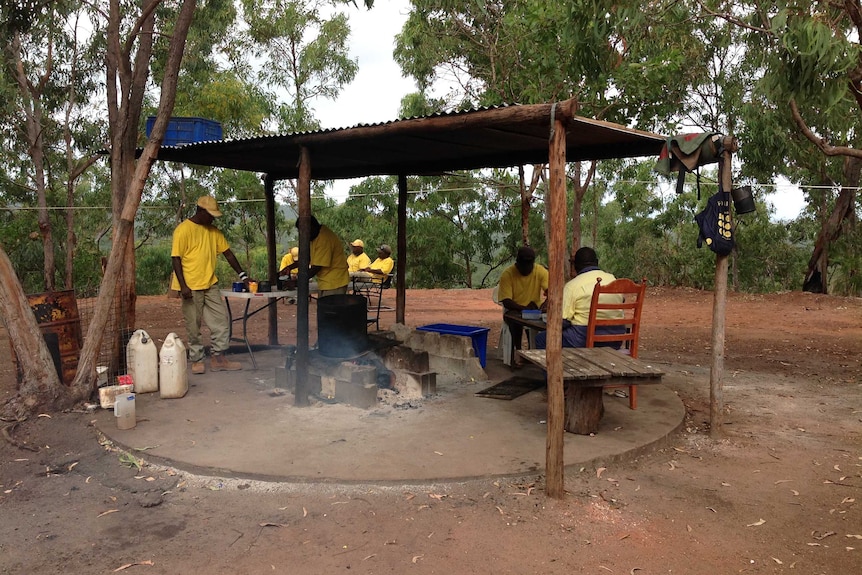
[1,287,860,574]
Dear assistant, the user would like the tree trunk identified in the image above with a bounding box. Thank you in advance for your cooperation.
[71,0,196,396]
[805,156,860,293]
[518,165,543,246]
[11,30,56,291]
[567,161,596,276]
[0,247,70,420]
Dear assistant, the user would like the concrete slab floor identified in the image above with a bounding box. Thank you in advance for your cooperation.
[95,346,685,484]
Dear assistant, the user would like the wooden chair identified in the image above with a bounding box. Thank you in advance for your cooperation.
[585,277,647,409]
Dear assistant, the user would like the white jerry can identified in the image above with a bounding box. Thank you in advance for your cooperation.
[159,333,188,399]
[126,329,159,393]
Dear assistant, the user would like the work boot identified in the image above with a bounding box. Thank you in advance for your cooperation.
[191,361,206,375]
[210,353,242,371]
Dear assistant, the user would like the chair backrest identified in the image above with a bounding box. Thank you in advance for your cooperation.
[585,277,647,358]
[352,276,386,329]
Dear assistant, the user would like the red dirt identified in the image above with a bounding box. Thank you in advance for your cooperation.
[1,287,860,574]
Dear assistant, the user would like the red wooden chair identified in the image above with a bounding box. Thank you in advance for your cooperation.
[585,277,647,409]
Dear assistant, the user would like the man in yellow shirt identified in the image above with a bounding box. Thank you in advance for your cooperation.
[171,196,247,374]
[347,239,371,275]
[361,244,394,284]
[279,246,299,277]
[284,216,349,297]
[535,246,624,349]
[498,246,548,363]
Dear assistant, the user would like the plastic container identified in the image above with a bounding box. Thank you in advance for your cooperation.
[416,324,491,368]
[159,333,188,399]
[521,309,542,320]
[114,393,136,429]
[145,116,223,146]
[127,329,159,394]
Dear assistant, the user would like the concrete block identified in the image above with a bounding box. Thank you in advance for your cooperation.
[307,372,322,395]
[335,379,378,409]
[382,345,430,372]
[349,364,377,386]
[403,370,436,396]
[320,375,336,399]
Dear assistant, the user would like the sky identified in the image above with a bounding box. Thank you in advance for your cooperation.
[312,0,806,221]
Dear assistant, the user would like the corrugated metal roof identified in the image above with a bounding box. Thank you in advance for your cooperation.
[152,100,665,180]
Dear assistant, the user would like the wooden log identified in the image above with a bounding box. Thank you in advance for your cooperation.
[545,103,569,499]
[564,385,605,435]
[294,147,312,407]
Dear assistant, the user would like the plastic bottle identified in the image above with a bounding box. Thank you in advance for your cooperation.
[114,393,136,429]
[159,333,188,399]
[127,329,159,393]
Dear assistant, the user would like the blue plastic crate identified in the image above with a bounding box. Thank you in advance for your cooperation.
[145,116,223,146]
[416,323,490,368]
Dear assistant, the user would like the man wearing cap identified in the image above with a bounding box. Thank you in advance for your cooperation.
[498,246,549,365]
[347,239,371,275]
[171,196,248,374]
[279,246,300,278]
[285,215,350,297]
[361,244,394,284]
[535,246,624,349]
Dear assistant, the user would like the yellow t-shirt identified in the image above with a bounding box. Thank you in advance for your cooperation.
[497,264,548,307]
[347,252,371,273]
[562,269,623,326]
[279,253,298,276]
[368,256,394,283]
[310,225,349,290]
[170,219,229,291]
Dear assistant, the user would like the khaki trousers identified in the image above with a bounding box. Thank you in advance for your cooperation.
[182,285,230,362]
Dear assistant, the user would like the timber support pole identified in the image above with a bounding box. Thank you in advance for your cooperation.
[295,147,312,407]
[709,136,738,438]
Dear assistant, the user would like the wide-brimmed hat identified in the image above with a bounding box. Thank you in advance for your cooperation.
[350,239,364,247]
[378,244,392,255]
[196,195,222,217]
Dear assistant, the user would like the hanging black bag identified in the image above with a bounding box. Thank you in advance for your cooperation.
[694,190,734,256]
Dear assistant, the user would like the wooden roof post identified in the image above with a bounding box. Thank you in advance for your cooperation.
[265,174,279,345]
[709,136,739,437]
[396,173,407,324]
[545,100,573,498]
[294,146,312,407]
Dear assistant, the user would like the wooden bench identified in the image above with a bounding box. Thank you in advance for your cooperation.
[518,347,664,434]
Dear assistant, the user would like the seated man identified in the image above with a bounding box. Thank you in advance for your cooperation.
[347,239,371,276]
[279,246,299,278]
[498,246,548,363]
[361,244,394,284]
[535,246,625,349]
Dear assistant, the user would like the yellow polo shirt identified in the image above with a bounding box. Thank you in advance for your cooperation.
[347,252,371,273]
[368,256,394,283]
[170,219,229,291]
[498,264,548,307]
[310,225,349,290]
[562,269,623,326]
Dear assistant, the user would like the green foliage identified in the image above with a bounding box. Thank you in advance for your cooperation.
[135,245,173,295]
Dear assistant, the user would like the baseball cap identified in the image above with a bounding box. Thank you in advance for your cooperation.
[378,244,392,255]
[196,195,222,217]
[350,239,364,247]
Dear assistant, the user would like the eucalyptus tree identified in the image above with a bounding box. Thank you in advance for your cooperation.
[0,0,198,419]
[394,0,705,256]
[697,1,862,293]
[1,1,102,292]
